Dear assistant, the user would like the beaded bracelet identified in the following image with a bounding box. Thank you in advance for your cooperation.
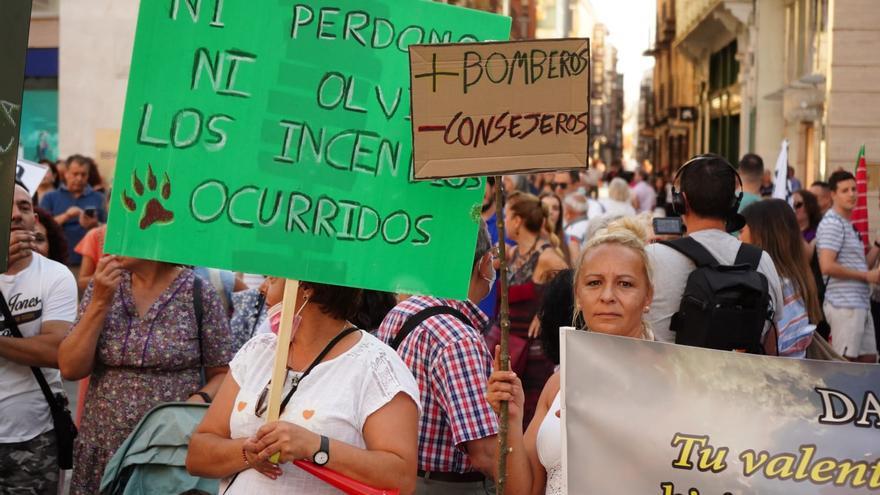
[242,447,251,468]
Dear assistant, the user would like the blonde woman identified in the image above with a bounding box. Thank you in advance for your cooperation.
[487,218,654,495]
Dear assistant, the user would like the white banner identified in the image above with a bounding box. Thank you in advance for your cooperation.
[562,330,880,494]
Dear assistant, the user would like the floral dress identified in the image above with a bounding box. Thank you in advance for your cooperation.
[70,269,234,495]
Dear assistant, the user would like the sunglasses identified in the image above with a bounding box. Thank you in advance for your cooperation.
[551,182,571,190]
[794,202,804,209]
[254,371,299,418]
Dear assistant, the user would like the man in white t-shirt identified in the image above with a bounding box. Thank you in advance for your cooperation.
[0,184,77,493]
[646,156,784,344]
[562,192,590,244]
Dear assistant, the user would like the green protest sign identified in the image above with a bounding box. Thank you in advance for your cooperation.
[105,0,510,299]
[0,0,33,273]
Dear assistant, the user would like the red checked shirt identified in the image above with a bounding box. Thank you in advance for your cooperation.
[377,296,498,474]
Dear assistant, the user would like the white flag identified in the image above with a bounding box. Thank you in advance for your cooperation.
[772,139,791,203]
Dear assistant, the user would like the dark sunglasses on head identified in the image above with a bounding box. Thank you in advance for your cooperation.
[551,182,570,189]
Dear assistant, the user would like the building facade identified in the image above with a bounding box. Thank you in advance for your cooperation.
[647,0,697,175]
[19,0,60,165]
[637,71,655,166]
[590,23,624,165]
[666,0,880,189]
[674,0,753,168]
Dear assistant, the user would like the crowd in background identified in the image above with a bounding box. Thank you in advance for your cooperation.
[2,150,879,495]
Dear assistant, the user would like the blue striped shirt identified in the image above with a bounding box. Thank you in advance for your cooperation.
[777,278,815,358]
[816,209,869,309]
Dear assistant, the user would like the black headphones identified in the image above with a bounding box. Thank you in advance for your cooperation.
[670,154,744,217]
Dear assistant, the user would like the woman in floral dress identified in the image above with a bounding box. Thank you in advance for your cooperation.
[59,256,234,494]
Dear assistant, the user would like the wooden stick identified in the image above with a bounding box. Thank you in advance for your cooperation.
[494,176,511,494]
[266,279,300,464]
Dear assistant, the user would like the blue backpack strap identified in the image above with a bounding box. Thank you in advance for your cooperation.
[659,237,719,268]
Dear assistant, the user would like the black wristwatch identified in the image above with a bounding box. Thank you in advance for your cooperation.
[192,391,212,403]
[313,435,330,466]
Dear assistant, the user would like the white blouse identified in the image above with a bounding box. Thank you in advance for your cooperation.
[220,332,420,494]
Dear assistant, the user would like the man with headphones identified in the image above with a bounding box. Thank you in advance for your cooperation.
[645,154,784,344]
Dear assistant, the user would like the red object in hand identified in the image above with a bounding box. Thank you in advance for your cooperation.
[293,460,400,495]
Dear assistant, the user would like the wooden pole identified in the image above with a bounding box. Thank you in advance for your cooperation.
[266,279,300,464]
[494,176,511,494]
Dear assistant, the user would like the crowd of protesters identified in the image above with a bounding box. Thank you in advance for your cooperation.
[2,149,879,495]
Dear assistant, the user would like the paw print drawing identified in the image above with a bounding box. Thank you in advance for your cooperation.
[122,164,175,230]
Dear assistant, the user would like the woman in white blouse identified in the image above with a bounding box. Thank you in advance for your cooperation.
[487,218,655,495]
[186,282,420,494]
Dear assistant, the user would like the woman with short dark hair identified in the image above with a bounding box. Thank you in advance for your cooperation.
[792,189,822,243]
[186,282,420,494]
[59,257,234,494]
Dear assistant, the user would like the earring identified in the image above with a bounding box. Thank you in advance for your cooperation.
[643,306,650,313]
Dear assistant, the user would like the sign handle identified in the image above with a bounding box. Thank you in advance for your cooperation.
[266,279,300,464]
[494,176,511,495]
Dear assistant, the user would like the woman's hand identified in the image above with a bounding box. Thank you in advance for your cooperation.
[527,316,542,338]
[92,255,123,304]
[487,345,525,423]
[240,441,284,480]
[246,420,320,464]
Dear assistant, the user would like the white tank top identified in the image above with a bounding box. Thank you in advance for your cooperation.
[536,391,563,495]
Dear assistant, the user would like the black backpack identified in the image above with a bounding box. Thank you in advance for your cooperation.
[390,306,472,351]
[660,237,773,354]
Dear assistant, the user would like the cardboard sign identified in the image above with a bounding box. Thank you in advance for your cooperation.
[105,0,510,299]
[562,330,880,494]
[0,0,33,272]
[410,38,590,179]
[15,159,48,195]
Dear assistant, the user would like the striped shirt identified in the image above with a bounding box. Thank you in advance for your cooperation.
[776,278,815,358]
[816,209,870,309]
[377,296,497,474]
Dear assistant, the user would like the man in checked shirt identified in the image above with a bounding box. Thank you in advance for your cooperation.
[378,220,498,494]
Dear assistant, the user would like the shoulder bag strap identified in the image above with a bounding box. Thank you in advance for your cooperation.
[0,292,60,412]
[390,305,472,351]
[193,274,205,368]
[734,243,763,270]
[248,293,266,339]
[659,237,719,268]
[279,326,361,411]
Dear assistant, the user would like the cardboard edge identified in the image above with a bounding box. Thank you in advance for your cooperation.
[408,37,590,52]
[414,153,589,180]
[559,326,576,495]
